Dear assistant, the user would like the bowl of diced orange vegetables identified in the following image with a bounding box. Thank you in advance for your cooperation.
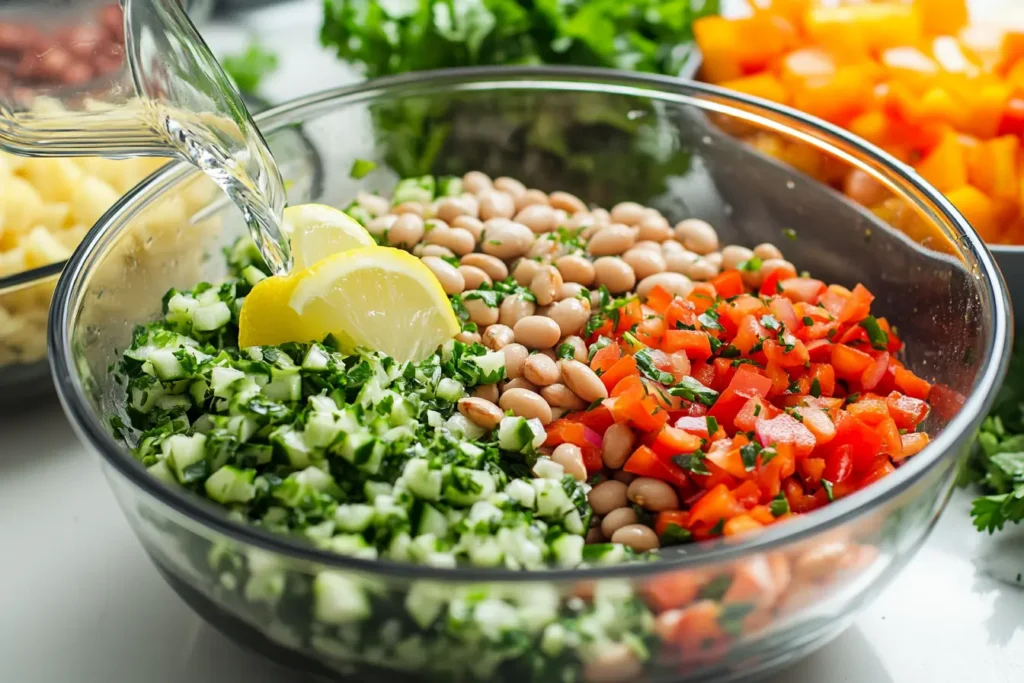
[695,0,1024,321]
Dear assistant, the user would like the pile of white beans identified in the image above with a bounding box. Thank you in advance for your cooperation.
[356,171,795,553]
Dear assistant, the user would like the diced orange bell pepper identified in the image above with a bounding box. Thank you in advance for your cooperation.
[882,46,940,94]
[898,432,930,459]
[848,110,891,147]
[963,81,1011,138]
[689,483,745,528]
[807,4,923,55]
[732,13,800,73]
[1000,30,1024,72]
[916,86,969,130]
[915,0,968,37]
[969,135,1020,200]
[914,127,967,192]
[780,48,836,90]
[694,17,743,83]
[792,65,876,124]
[719,73,790,105]
[946,185,1001,242]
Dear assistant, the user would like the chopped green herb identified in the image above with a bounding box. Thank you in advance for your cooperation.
[706,416,719,436]
[860,315,889,351]
[659,523,693,546]
[635,349,675,385]
[698,309,724,332]
[740,442,760,471]
[822,479,835,502]
[668,377,719,407]
[802,316,814,327]
[810,378,821,398]
[349,159,377,179]
[738,256,763,272]
[760,314,781,332]
[673,452,710,476]
[783,228,797,241]
[556,343,576,360]
[769,491,790,517]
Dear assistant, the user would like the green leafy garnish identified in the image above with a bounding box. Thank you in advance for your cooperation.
[668,377,719,407]
[859,315,889,351]
[673,452,710,476]
[659,523,693,547]
[635,349,675,385]
[222,42,278,94]
[738,256,763,273]
[349,159,377,179]
[769,492,790,517]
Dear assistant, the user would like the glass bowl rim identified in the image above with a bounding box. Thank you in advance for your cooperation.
[48,65,1012,582]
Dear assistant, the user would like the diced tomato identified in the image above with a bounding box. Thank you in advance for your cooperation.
[720,295,769,329]
[734,395,780,432]
[689,483,745,527]
[808,362,835,396]
[653,426,705,458]
[885,391,930,429]
[674,415,711,438]
[624,445,690,489]
[635,317,667,347]
[665,297,698,329]
[860,351,890,391]
[612,374,645,398]
[898,432,930,459]
[654,510,691,539]
[645,285,674,314]
[576,405,616,434]
[840,284,875,323]
[805,339,834,362]
[823,443,854,483]
[691,361,716,389]
[645,570,703,613]
[615,299,644,334]
[795,405,837,444]
[654,349,692,384]
[769,296,800,331]
[878,416,903,459]
[827,413,883,473]
[686,283,718,314]
[590,344,622,374]
[711,270,745,298]
[831,343,874,380]
[706,438,750,479]
[763,337,810,368]
[733,480,762,508]
[630,396,671,432]
[544,419,586,448]
[894,366,932,400]
[663,329,714,359]
[846,395,889,425]
[859,457,896,487]
[754,413,817,457]
[733,314,771,354]
[759,263,799,296]
[601,355,639,391]
[709,366,773,430]
[778,277,827,303]
[800,457,826,483]
[783,478,827,514]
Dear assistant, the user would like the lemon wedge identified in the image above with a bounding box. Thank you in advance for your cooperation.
[283,203,375,270]
[239,246,460,362]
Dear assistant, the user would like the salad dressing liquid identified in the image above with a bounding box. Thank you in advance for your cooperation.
[0,0,292,274]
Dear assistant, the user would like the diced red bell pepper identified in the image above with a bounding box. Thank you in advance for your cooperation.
[877,416,903,459]
[665,297,698,329]
[708,366,773,431]
[663,329,713,359]
[733,315,771,354]
[645,285,674,315]
[624,445,690,489]
[711,270,745,298]
[544,419,586,448]
[615,299,644,334]
[805,339,834,362]
[859,456,896,487]
[754,413,817,457]
[652,426,705,458]
[831,343,874,380]
[778,277,827,303]
[763,337,810,368]
[601,355,639,391]
[706,437,750,479]
[689,483,745,527]
[576,405,615,434]
[760,263,799,296]
[654,510,690,539]
[809,362,836,396]
[691,361,716,389]
[590,344,622,374]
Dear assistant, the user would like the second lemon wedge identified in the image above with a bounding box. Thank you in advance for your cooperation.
[239,245,460,363]
[283,203,375,270]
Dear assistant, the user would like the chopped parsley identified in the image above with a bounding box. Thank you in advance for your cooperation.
[859,315,889,351]
[668,377,719,407]
[635,349,675,384]
[349,159,377,179]
[673,452,710,476]
[769,492,790,517]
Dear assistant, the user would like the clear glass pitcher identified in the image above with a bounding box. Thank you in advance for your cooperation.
[0,0,291,272]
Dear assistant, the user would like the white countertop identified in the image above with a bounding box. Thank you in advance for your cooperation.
[2,1,1023,681]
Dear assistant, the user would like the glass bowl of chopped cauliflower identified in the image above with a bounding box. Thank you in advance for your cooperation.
[49,68,1010,682]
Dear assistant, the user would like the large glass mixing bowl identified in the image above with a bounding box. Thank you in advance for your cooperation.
[49,67,1011,682]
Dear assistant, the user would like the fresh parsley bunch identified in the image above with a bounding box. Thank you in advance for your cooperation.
[962,344,1024,533]
[320,0,719,80]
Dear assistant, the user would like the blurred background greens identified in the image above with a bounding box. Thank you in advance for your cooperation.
[315,0,719,187]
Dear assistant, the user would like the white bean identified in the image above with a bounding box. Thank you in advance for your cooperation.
[636,272,694,299]
[587,224,638,257]
[593,256,636,294]
[675,218,719,254]
[421,256,464,295]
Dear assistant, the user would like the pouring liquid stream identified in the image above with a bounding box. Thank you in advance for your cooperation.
[0,0,293,274]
